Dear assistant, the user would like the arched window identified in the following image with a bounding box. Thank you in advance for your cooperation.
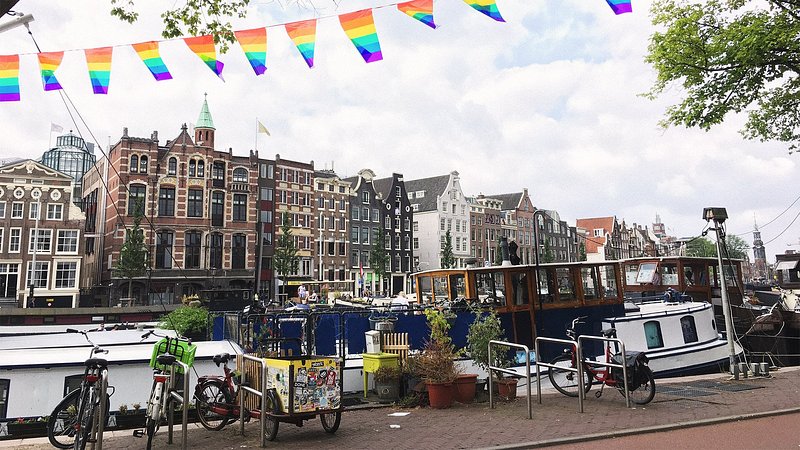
[680,316,698,343]
[233,167,248,183]
[189,160,196,177]
[643,321,664,349]
[168,157,177,175]
[197,160,205,177]
[140,155,148,173]
[184,231,202,269]
[130,155,139,173]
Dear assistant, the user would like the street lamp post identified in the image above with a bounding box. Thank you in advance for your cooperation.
[703,207,738,375]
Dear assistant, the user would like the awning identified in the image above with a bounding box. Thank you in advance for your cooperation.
[775,260,799,271]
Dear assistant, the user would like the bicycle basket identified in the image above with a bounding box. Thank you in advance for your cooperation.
[149,338,197,373]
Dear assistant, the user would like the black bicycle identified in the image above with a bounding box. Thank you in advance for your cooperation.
[47,329,114,449]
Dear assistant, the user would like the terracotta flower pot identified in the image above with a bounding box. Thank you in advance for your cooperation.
[453,374,478,403]
[496,378,518,401]
[426,381,455,409]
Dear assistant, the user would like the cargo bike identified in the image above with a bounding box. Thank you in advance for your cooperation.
[196,330,343,443]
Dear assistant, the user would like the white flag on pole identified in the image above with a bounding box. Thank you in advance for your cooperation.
[257,120,271,136]
[50,123,63,133]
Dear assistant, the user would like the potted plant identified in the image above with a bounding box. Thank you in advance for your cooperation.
[466,307,518,400]
[373,365,401,402]
[159,304,209,341]
[415,309,461,408]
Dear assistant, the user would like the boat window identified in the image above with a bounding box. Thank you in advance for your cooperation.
[635,263,658,284]
[683,264,707,286]
[63,374,82,397]
[581,267,599,301]
[600,265,618,300]
[723,264,739,287]
[0,379,8,418]
[644,321,664,349]
[449,274,466,299]
[556,267,576,302]
[418,276,433,304]
[660,263,680,286]
[624,264,639,285]
[434,276,448,300]
[511,272,529,305]
[680,316,699,343]
[475,271,505,306]
[537,268,555,303]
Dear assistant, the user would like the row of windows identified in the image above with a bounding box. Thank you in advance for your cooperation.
[316,182,348,194]
[278,167,312,184]
[317,196,347,211]
[440,218,469,233]
[352,207,380,222]
[441,201,468,216]
[127,185,248,222]
[0,202,65,220]
[149,230,248,270]
[349,251,413,272]
[440,235,469,252]
[0,228,79,254]
[131,155,249,182]
[0,261,78,295]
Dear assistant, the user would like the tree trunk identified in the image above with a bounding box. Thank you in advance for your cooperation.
[127,278,133,300]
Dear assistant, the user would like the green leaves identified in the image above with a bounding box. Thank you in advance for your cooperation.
[441,230,455,269]
[645,0,800,149]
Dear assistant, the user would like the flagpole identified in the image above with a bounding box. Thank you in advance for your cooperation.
[255,117,258,152]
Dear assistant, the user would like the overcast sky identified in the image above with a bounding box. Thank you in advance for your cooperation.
[0,0,797,261]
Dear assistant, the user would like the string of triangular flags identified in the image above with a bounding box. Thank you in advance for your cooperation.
[0,0,631,102]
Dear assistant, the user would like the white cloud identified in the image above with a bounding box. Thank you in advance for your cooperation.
[0,0,797,261]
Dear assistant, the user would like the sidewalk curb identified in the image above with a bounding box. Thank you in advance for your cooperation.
[477,407,800,449]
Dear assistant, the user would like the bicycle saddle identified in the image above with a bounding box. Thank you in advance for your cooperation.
[213,353,231,366]
[85,357,108,369]
[601,328,617,338]
[156,354,177,366]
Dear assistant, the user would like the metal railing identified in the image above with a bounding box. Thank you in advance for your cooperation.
[488,340,533,419]
[240,354,268,448]
[576,335,630,408]
[534,336,585,413]
[165,361,190,450]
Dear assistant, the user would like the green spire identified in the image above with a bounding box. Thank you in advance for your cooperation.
[196,93,215,130]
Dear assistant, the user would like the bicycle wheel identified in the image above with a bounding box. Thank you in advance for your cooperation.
[626,367,656,405]
[263,393,279,441]
[196,380,232,431]
[548,354,592,397]
[48,389,80,449]
[145,381,164,450]
[145,416,159,450]
[319,411,341,433]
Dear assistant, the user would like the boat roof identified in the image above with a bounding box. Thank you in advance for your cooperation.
[0,322,161,337]
[603,300,710,322]
[0,330,243,369]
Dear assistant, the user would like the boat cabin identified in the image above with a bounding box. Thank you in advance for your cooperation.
[412,261,626,349]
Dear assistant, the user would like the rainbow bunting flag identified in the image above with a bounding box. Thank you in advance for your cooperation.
[339,9,383,64]
[37,52,64,91]
[0,55,20,102]
[397,0,437,29]
[184,35,225,79]
[285,20,317,68]
[606,0,633,14]
[132,41,172,81]
[462,0,505,22]
[234,27,267,75]
[84,47,113,94]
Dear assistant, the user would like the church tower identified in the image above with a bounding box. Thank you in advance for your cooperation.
[752,218,767,280]
[194,93,215,149]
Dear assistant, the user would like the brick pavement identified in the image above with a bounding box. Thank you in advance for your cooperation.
[5,366,799,449]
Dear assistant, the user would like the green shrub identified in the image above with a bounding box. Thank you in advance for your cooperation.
[159,306,208,338]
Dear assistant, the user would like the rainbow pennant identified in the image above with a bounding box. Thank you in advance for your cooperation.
[234,27,267,75]
[285,20,317,68]
[184,35,225,79]
[463,0,505,22]
[397,0,436,29]
[132,41,172,81]
[84,47,113,94]
[0,55,20,102]
[606,0,633,14]
[339,9,383,64]
[37,52,64,91]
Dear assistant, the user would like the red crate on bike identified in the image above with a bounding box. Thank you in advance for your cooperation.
[149,338,197,373]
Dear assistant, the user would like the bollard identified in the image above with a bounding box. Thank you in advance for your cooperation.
[737,362,749,378]
[750,363,760,376]
[759,362,769,377]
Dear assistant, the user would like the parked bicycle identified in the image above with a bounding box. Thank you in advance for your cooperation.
[548,316,656,405]
[46,328,114,449]
[134,330,196,450]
